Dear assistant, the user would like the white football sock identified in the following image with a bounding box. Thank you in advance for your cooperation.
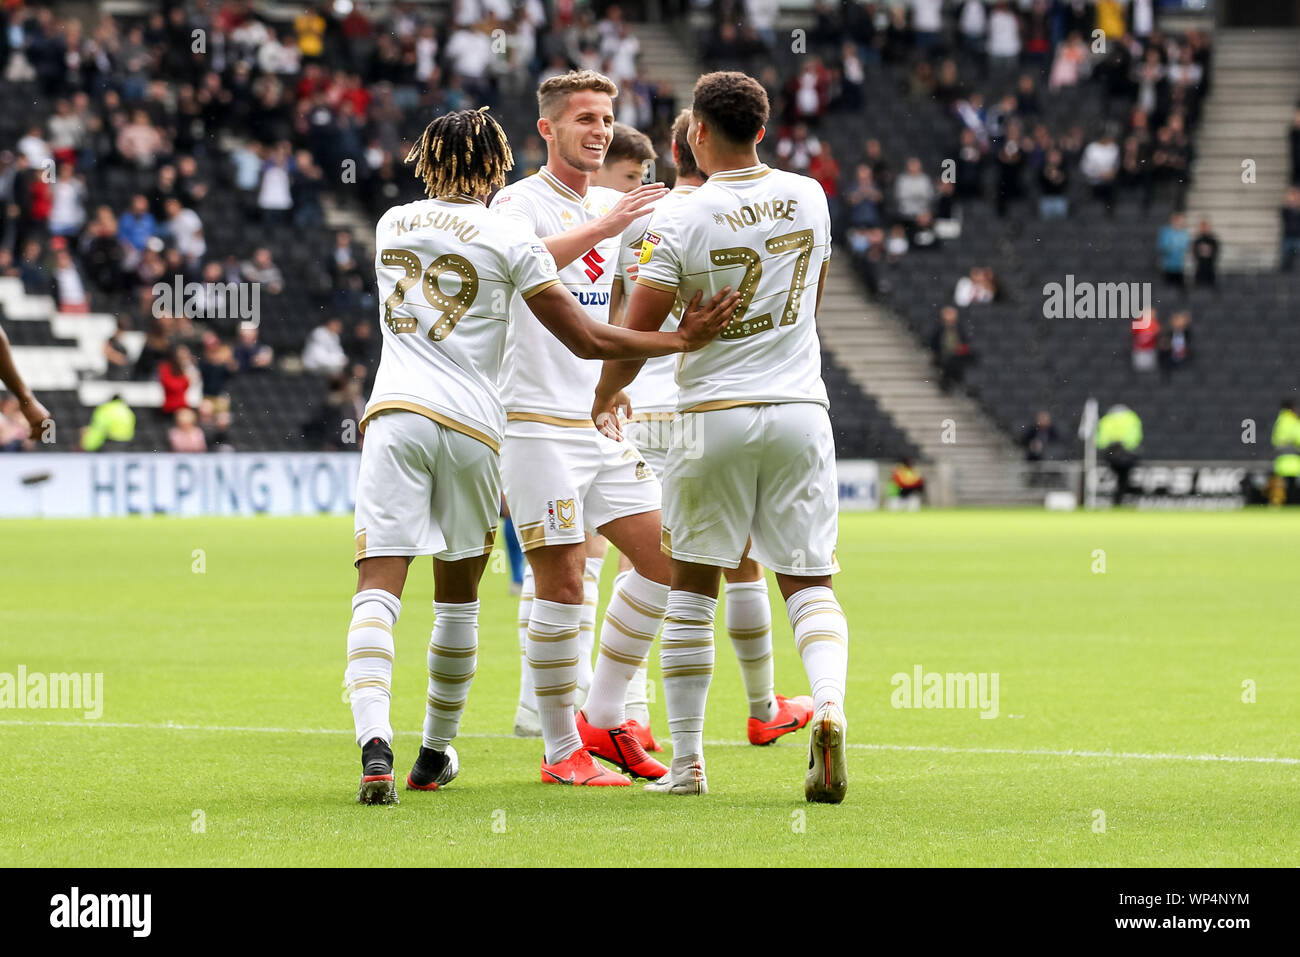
[585,570,669,728]
[661,590,717,760]
[528,598,583,763]
[576,556,603,709]
[422,601,478,751]
[786,586,849,711]
[725,579,777,722]
[516,568,536,714]
[612,570,653,724]
[345,588,400,746]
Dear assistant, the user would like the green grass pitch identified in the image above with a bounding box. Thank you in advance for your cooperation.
[1,510,1297,867]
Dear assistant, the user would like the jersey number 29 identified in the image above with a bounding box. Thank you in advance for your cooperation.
[380,248,480,341]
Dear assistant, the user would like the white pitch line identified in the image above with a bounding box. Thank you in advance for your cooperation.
[2,718,1297,766]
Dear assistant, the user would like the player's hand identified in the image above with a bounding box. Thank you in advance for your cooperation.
[677,287,739,351]
[601,182,668,237]
[592,391,632,441]
[19,395,51,442]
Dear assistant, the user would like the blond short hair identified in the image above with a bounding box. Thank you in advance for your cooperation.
[537,70,618,120]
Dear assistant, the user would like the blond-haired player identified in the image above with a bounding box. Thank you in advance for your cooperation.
[594,73,850,803]
[492,70,729,786]
[346,108,736,803]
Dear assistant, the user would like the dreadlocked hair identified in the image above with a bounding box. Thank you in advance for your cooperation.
[404,107,515,199]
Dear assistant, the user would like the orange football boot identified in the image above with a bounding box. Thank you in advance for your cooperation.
[577,711,669,779]
[747,694,814,745]
[626,717,663,752]
[540,746,631,786]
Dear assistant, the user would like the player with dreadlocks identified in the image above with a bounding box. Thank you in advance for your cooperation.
[344,107,738,803]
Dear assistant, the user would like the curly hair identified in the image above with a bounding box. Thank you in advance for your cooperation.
[691,71,770,146]
[404,107,514,199]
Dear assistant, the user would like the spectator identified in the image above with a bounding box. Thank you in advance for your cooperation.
[169,407,207,452]
[1049,32,1089,90]
[18,240,51,296]
[954,266,997,306]
[1022,410,1061,462]
[1038,148,1069,219]
[1081,130,1120,211]
[233,324,274,373]
[257,142,295,226]
[1131,308,1161,372]
[808,143,841,222]
[52,246,90,313]
[1157,212,1189,287]
[198,331,238,418]
[930,306,973,392]
[47,164,85,236]
[80,395,136,452]
[117,110,164,168]
[845,165,883,229]
[118,195,157,256]
[240,247,284,296]
[1157,311,1192,381]
[1281,186,1300,272]
[162,197,205,268]
[103,318,133,382]
[959,0,987,56]
[987,2,1022,77]
[894,157,934,222]
[158,343,196,416]
[775,123,820,175]
[302,317,348,376]
[1192,219,1219,287]
[1271,399,1300,505]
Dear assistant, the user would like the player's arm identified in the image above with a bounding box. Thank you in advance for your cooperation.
[539,183,666,268]
[591,280,681,436]
[0,323,51,440]
[607,278,626,326]
[523,281,735,362]
[815,259,829,317]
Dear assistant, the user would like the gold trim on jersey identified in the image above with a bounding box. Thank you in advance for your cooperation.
[354,529,367,562]
[679,400,775,414]
[539,167,584,203]
[360,402,500,453]
[438,195,486,206]
[520,278,562,300]
[516,519,548,550]
[635,276,679,293]
[629,412,675,422]
[710,164,772,182]
[671,185,699,195]
[506,412,595,429]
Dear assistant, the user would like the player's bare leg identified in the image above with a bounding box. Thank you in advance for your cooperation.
[775,573,848,805]
[348,557,411,805]
[406,553,491,792]
[576,510,671,778]
[526,542,630,785]
[646,558,722,795]
[725,551,813,745]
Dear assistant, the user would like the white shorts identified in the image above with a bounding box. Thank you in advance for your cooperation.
[622,413,676,481]
[501,419,661,551]
[662,402,840,575]
[353,410,499,564]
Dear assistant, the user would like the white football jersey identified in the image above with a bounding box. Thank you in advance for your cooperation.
[616,184,697,415]
[364,195,561,451]
[635,164,832,412]
[491,168,644,422]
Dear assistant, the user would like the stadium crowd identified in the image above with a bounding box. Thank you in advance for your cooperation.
[0,0,674,453]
